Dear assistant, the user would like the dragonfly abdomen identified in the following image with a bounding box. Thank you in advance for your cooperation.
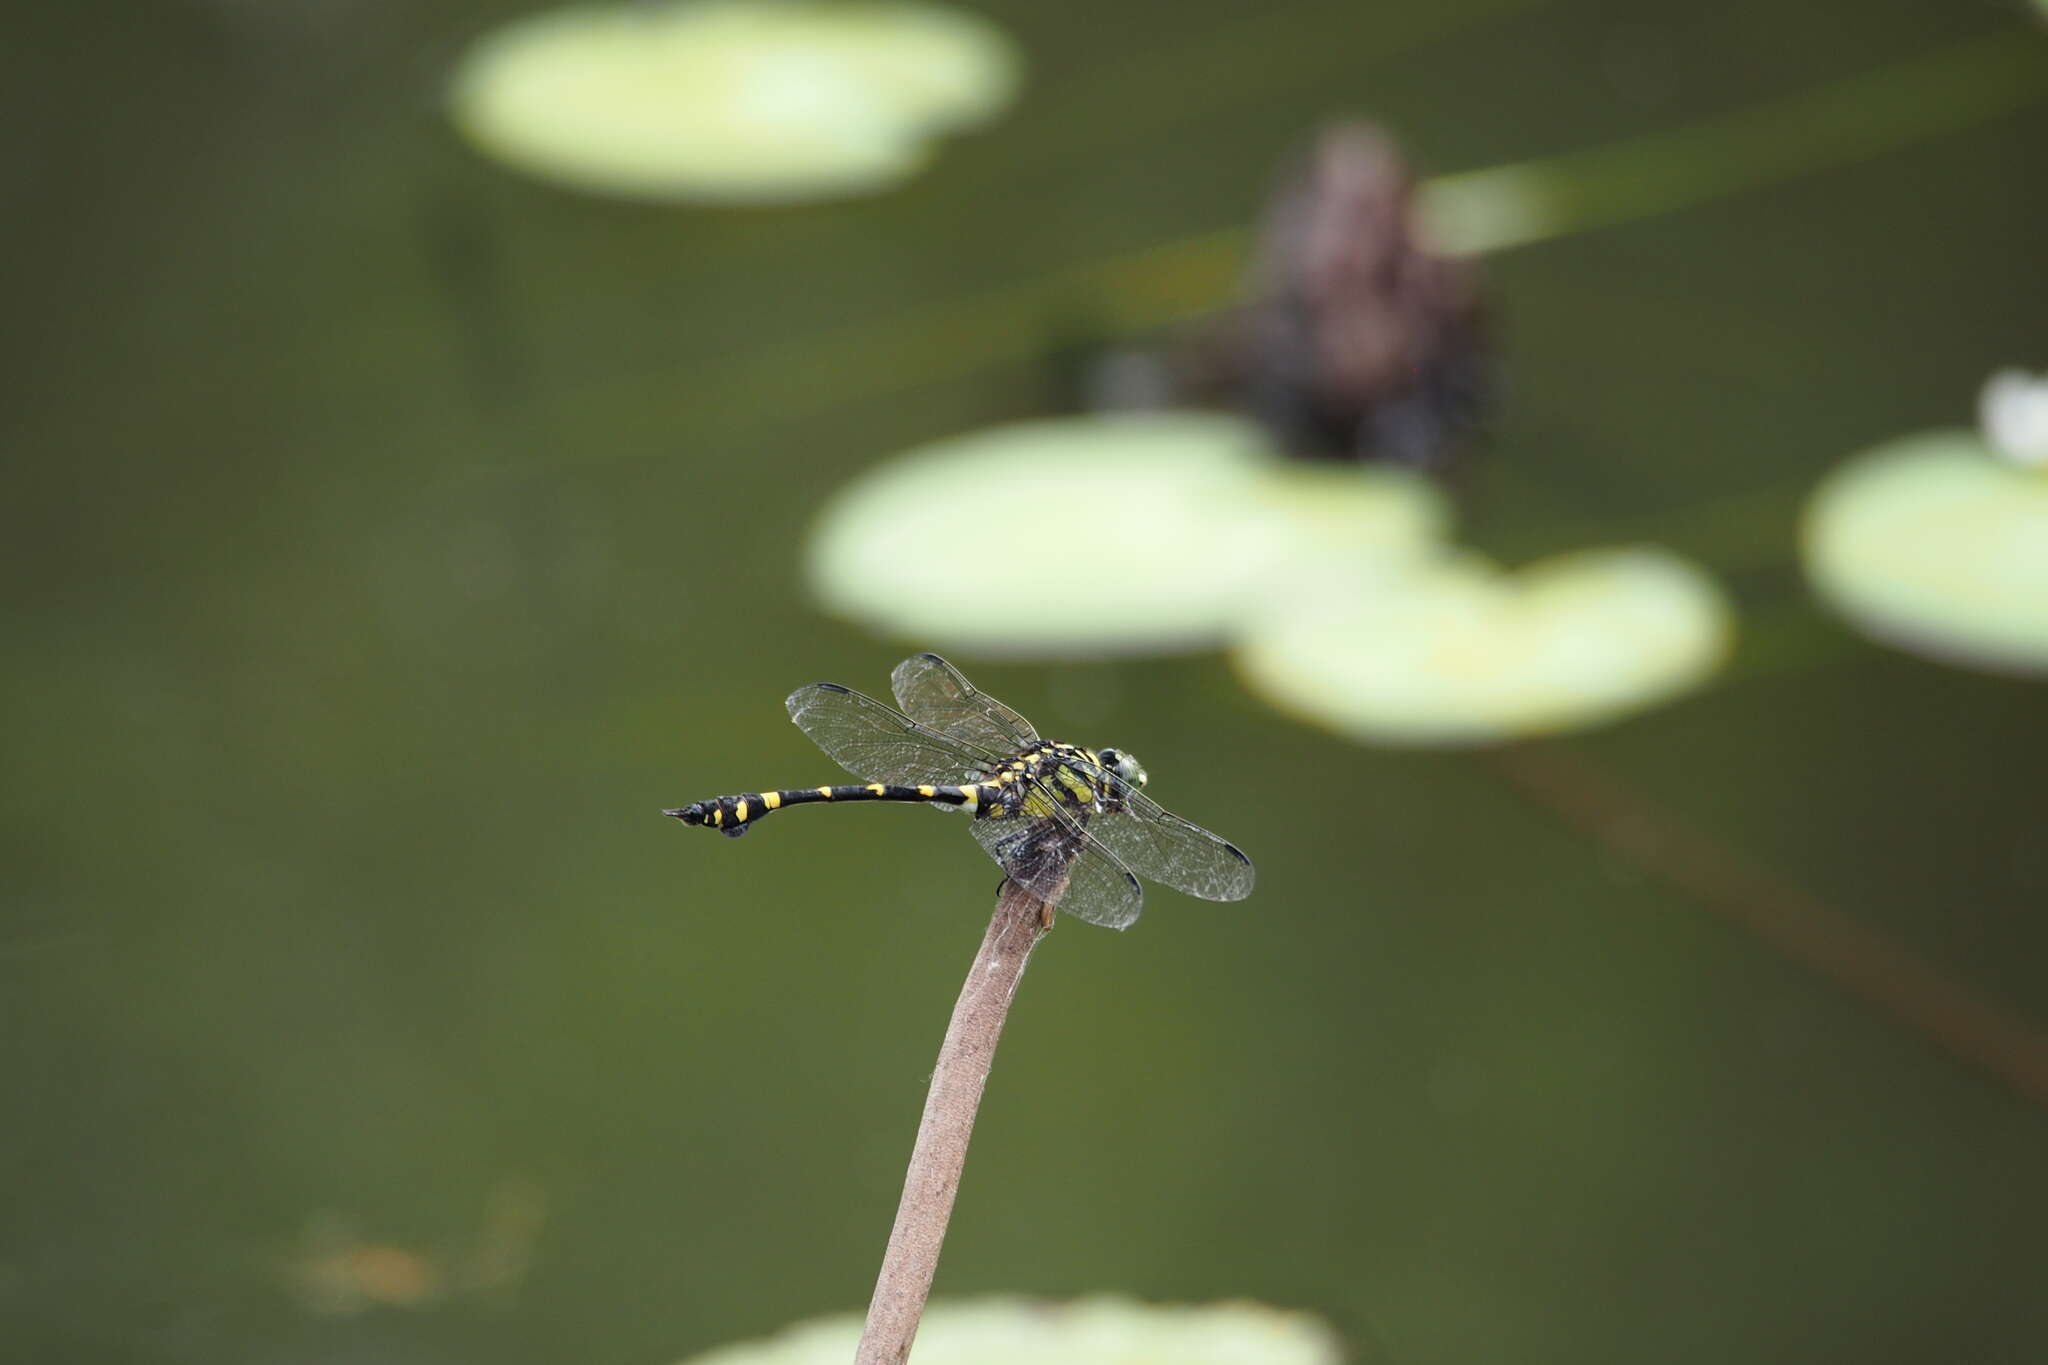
[665,782,985,837]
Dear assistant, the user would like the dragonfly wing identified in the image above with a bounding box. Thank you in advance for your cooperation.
[786,682,1011,786]
[1085,787,1255,902]
[890,654,1040,753]
[970,799,1144,931]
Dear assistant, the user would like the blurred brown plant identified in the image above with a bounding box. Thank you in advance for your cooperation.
[282,1176,549,1317]
[1236,121,1491,471]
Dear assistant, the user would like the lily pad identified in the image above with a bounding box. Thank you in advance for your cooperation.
[1235,547,1733,746]
[805,413,1447,656]
[1978,370,2048,468]
[450,0,1020,203]
[1802,431,2048,678]
[678,1295,1344,1364]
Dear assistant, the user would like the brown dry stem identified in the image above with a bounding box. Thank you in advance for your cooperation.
[853,881,1050,1365]
[1491,742,2048,1107]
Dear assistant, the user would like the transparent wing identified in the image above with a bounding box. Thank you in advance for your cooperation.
[1086,785,1256,902]
[970,797,1145,931]
[890,654,1040,753]
[786,682,1012,786]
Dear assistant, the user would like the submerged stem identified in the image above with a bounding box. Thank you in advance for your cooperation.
[854,882,1050,1365]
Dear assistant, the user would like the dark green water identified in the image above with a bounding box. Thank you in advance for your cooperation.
[5,2,2047,1362]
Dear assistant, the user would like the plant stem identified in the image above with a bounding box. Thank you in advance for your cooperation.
[854,882,1051,1365]
[1419,26,2048,256]
[1491,743,2048,1108]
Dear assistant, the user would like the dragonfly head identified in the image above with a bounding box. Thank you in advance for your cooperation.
[1097,748,1148,789]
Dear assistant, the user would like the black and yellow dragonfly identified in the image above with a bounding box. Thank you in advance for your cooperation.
[665,654,1255,930]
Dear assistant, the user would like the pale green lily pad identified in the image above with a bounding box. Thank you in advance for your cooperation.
[805,414,1448,656]
[450,0,1020,203]
[1235,547,1733,746]
[1979,370,2048,467]
[1802,431,2048,677]
[678,1295,1345,1364]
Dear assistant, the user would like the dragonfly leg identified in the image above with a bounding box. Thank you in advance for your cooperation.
[992,875,1056,931]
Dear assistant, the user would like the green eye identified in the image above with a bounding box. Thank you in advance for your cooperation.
[1102,750,1148,786]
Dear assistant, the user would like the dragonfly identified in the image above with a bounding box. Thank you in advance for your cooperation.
[664,654,1255,930]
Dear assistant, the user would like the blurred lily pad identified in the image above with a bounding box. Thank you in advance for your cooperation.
[805,414,1447,656]
[450,0,1020,203]
[678,1295,1344,1364]
[1978,370,2048,468]
[1802,431,2048,678]
[1235,547,1733,746]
